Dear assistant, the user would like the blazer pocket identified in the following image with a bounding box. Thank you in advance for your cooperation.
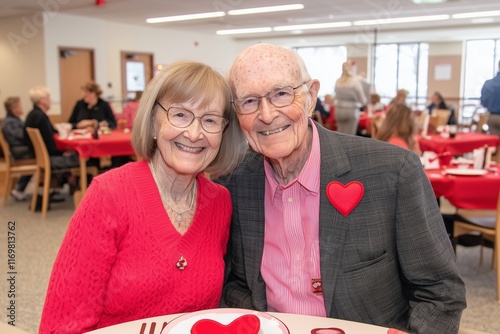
[342,251,388,274]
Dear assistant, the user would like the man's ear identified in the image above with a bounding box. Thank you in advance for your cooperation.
[306,79,321,116]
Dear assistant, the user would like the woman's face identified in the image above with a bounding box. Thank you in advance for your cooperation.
[11,102,23,117]
[82,89,97,104]
[154,97,226,177]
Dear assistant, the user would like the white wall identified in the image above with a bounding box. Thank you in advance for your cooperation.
[0,15,47,118]
[43,14,239,114]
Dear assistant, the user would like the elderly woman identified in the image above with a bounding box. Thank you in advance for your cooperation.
[68,81,117,130]
[1,97,34,200]
[39,60,247,333]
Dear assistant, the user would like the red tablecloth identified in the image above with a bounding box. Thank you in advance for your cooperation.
[426,167,500,210]
[55,130,134,158]
[418,133,499,156]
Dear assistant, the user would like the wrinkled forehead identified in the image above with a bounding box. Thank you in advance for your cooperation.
[230,45,301,96]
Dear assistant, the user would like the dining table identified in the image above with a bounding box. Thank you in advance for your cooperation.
[425,164,500,210]
[54,129,135,203]
[418,132,499,156]
[85,308,399,334]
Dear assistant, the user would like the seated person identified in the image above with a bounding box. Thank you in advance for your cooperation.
[376,102,421,155]
[68,81,117,130]
[389,88,408,106]
[118,91,142,129]
[370,93,384,112]
[2,96,34,201]
[427,91,456,125]
[24,86,81,192]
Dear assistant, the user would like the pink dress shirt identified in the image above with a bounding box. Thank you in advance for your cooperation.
[261,121,326,316]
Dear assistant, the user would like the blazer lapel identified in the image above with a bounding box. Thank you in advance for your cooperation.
[317,127,352,317]
[238,153,268,309]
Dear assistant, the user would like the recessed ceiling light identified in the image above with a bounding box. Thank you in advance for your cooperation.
[227,4,304,16]
[146,11,225,23]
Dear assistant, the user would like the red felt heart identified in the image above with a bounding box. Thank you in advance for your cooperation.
[190,314,260,334]
[326,181,364,216]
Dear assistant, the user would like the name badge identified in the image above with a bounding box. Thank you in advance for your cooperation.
[311,278,323,295]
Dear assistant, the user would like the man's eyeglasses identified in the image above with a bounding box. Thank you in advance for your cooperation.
[232,83,306,115]
[156,102,228,134]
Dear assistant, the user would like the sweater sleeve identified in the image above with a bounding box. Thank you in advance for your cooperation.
[102,100,117,129]
[68,101,81,129]
[39,178,123,334]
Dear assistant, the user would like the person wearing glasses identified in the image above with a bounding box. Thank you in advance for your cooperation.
[220,44,465,334]
[40,61,247,333]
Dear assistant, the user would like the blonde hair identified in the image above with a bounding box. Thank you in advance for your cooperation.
[132,60,247,177]
[337,61,354,84]
[28,86,50,105]
[376,103,416,150]
[4,96,20,115]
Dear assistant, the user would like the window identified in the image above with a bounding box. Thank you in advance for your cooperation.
[373,43,429,108]
[463,39,500,118]
[295,46,347,98]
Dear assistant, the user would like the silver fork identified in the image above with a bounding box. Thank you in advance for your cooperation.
[139,321,168,334]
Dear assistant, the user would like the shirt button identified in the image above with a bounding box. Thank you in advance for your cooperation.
[288,197,293,203]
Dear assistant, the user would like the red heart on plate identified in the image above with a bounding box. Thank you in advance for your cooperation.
[387,329,409,334]
[311,327,346,334]
[326,181,364,216]
[191,314,260,334]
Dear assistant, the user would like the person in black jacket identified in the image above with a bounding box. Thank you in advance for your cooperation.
[68,81,116,130]
[24,86,80,188]
[427,91,456,125]
[2,96,34,200]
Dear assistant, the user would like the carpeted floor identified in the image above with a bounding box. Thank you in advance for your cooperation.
[0,192,499,333]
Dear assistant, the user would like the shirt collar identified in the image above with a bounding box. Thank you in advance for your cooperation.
[264,120,321,202]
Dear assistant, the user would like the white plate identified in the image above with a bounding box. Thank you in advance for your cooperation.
[444,168,487,176]
[161,308,289,334]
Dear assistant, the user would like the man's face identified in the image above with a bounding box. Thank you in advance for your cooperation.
[230,45,318,161]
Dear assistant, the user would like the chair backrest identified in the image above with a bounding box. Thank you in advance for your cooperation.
[429,109,451,129]
[0,130,14,167]
[475,111,490,133]
[26,128,50,170]
[370,115,384,138]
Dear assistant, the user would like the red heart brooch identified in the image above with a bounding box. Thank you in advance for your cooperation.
[326,181,364,216]
[191,314,260,334]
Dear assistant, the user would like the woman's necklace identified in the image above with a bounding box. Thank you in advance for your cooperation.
[149,161,197,225]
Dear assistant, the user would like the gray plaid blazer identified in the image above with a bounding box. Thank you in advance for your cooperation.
[220,124,466,334]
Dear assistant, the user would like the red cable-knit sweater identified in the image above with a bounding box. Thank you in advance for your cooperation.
[39,160,232,333]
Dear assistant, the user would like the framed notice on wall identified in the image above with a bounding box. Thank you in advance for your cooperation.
[434,63,452,81]
[126,61,145,91]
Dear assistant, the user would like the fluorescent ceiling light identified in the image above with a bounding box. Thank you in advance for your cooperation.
[452,10,500,19]
[353,14,449,26]
[216,27,273,35]
[146,11,225,23]
[273,21,351,31]
[227,4,304,16]
[412,0,447,3]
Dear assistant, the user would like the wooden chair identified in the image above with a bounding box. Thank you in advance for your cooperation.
[26,128,97,218]
[0,130,37,206]
[429,109,451,130]
[474,111,490,134]
[369,114,385,138]
[453,190,500,302]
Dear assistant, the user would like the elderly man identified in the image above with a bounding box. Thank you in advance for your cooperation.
[221,43,466,334]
